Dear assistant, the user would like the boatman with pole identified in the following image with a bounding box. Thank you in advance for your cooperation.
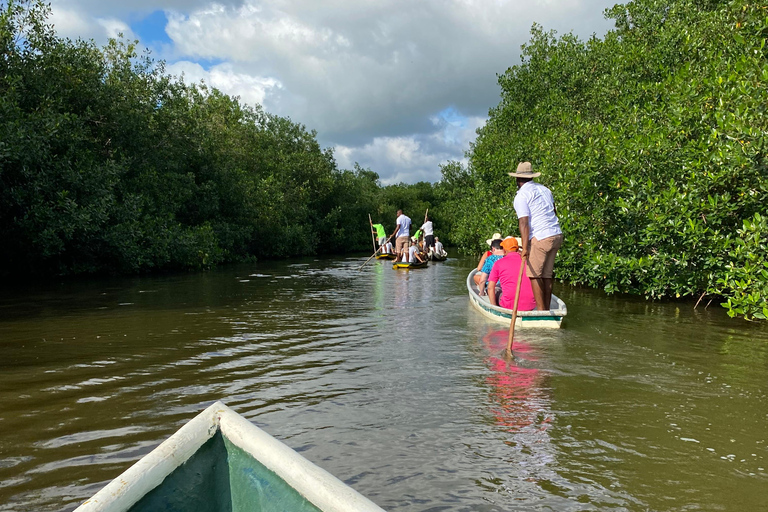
[509,162,563,311]
[371,222,388,252]
[389,209,412,262]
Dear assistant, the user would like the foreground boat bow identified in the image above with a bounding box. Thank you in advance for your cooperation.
[75,401,384,512]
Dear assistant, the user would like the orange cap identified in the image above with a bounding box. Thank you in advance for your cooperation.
[500,237,519,252]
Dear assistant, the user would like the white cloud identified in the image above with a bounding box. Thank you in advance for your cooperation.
[96,18,136,40]
[166,61,282,107]
[46,0,617,183]
[335,112,487,184]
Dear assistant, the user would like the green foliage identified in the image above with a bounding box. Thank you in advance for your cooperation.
[440,0,768,318]
[0,0,439,277]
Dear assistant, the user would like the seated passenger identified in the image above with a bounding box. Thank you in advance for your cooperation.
[475,232,502,286]
[487,237,536,311]
[408,238,425,264]
[475,239,505,295]
[434,237,447,257]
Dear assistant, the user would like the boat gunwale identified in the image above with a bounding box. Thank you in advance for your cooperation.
[74,401,384,512]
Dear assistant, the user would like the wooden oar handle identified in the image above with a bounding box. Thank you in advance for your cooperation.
[505,255,527,355]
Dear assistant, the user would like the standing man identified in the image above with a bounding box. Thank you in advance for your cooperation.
[390,209,412,262]
[421,216,435,253]
[372,222,388,252]
[508,162,563,310]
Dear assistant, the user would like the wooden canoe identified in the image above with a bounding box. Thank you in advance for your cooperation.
[429,253,447,262]
[467,269,567,328]
[392,260,428,269]
[375,253,396,260]
[74,401,384,512]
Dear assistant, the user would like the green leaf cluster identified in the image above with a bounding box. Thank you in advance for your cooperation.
[440,0,768,318]
[0,1,441,277]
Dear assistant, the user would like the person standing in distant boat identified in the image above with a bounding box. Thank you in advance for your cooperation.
[509,161,563,311]
[390,209,412,262]
[372,223,388,252]
[421,216,435,253]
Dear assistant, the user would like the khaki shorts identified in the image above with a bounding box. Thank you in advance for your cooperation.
[526,234,563,279]
[395,236,410,254]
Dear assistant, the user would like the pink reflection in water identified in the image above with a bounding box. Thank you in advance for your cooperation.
[482,328,553,434]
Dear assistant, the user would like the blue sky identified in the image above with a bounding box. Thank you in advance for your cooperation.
[49,0,617,184]
[131,10,172,47]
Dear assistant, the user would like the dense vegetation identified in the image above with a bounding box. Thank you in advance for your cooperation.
[438,0,768,319]
[0,0,439,277]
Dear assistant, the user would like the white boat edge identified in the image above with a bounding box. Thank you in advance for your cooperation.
[74,401,385,512]
[467,269,567,328]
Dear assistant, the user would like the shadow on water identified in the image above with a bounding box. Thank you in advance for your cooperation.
[0,254,766,511]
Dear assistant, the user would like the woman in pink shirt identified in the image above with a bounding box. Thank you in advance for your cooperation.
[487,238,537,311]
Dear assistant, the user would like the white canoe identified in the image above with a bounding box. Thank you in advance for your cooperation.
[74,401,384,512]
[467,269,567,328]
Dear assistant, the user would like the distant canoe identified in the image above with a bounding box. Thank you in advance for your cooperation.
[429,252,447,262]
[393,260,428,269]
[376,253,396,260]
[467,269,567,328]
[74,401,384,512]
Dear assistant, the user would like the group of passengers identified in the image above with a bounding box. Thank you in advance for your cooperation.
[475,161,564,312]
[371,210,446,263]
[474,234,536,311]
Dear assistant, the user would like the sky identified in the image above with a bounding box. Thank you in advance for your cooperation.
[47,0,618,184]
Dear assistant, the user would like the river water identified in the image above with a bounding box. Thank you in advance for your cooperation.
[0,255,766,511]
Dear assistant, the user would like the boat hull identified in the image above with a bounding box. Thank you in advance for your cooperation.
[74,402,383,512]
[393,261,428,269]
[467,269,566,328]
[375,253,396,260]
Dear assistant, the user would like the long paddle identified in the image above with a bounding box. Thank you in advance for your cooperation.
[358,234,393,270]
[368,214,377,253]
[505,255,527,359]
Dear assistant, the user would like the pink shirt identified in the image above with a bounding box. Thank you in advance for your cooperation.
[488,252,536,311]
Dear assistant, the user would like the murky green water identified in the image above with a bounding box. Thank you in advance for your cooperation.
[0,255,766,511]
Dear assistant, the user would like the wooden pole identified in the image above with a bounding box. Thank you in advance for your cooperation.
[505,255,527,358]
[358,234,393,270]
[368,214,377,253]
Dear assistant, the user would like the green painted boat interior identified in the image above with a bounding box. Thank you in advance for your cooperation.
[129,431,321,512]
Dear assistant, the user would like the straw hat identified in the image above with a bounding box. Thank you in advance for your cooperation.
[508,161,540,178]
[485,232,503,245]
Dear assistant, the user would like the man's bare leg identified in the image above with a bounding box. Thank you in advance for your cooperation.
[542,278,553,310]
[530,278,547,311]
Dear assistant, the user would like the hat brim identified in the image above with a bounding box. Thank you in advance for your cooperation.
[508,172,541,178]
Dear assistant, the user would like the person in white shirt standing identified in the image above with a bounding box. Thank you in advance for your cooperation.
[389,209,412,262]
[420,216,435,253]
[509,161,563,311]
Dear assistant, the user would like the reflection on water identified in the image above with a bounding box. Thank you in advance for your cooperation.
[0,255,767,511]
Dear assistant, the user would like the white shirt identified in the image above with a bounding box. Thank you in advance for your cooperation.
[396,214,411,237]
[435,240,444,252]
[513,181,561,240]
[420,221,434,236]
[408,245,419,262]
